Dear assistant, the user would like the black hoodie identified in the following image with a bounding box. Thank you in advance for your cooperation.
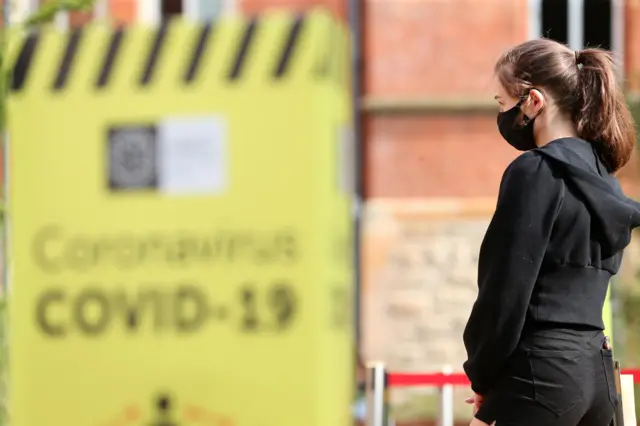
[462,137,640,396]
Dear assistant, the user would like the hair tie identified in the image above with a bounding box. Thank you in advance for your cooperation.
[575,50,583,70]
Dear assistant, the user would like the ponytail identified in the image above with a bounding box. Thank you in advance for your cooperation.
[573,48,636,172]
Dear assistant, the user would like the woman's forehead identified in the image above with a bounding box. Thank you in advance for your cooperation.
[491,78,509,99]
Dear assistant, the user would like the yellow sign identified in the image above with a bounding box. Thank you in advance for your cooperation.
[8,10,353,426]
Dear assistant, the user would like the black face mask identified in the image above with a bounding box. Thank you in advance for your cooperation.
[497,97,541,152]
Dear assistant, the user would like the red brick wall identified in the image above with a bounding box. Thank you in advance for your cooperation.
[364,114,516,199]
[242,0,346,19]
[364,0,639,197]
[109,0,137,24]
[69,10,93,26]
[72,0,138,26]
[364,0,527,97]
[362,0,528,198]
[625,0,640,92]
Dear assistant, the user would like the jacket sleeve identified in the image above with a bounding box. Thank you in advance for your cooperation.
[462,151,564,395]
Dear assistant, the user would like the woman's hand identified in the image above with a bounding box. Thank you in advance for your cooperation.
[465,393,495,425]
[464,392,484,414]
[469,419,494,426]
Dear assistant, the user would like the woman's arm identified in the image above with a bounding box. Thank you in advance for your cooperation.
[462,151,564,396]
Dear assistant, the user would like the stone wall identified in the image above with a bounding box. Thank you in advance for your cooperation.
[360,198,494,409]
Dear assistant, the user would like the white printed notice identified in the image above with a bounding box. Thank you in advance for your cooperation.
[157,116,228,196]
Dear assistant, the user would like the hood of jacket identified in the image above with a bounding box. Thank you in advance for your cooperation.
[536,137,640,256]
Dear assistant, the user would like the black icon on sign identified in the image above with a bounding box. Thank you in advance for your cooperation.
[151,394,177,426]
[107,125,158,191]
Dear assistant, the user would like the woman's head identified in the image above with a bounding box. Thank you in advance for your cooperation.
[493,38,636,172]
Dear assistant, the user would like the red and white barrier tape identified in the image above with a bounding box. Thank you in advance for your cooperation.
[387,369,640,387]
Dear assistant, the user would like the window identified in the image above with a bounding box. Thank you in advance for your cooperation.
[139,0,235,22]
[530,0,619,69]
[541,0,568,46]
[583,0,612,50]
[162,0,183,17]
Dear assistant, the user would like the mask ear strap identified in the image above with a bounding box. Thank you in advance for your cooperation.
[516,94,530,124]
[520,88,544,123]
[514,89,531,108]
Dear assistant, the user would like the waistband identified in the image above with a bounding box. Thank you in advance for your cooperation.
[518,327,607,352]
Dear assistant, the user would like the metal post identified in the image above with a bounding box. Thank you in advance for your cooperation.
[439,365,454,426]
[620,374,636,426]
[347,0,363,350]
[366,362,389,426]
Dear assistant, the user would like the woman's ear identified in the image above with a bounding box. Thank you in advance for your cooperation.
[524,89,545,116]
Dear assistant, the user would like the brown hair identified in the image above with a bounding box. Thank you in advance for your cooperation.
[495,39,636,172]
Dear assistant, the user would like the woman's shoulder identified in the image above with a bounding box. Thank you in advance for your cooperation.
[495,151,564,210]
[503,150,556,183]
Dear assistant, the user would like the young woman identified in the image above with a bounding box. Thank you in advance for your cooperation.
[462,38,640,426]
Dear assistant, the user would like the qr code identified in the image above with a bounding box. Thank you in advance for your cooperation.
[107,126,158,191]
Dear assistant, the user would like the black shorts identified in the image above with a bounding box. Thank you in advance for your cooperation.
[475,329,618,426]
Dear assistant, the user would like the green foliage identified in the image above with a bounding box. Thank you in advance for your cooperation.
[24,0,95,27]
